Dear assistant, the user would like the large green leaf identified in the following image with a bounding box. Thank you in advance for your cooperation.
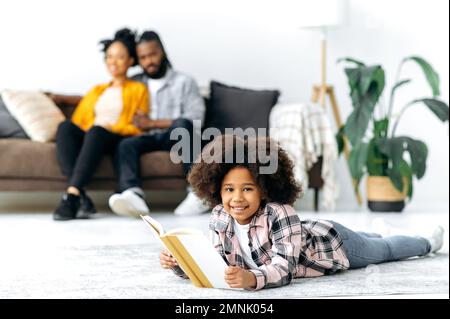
[379,137,407,192]
[389,79,411,113]
[405,138,428,179]
[349,142,369,182]
[377,138,412,193]
[404,56,440,97]
[343,65,385,146]
[391,98,449,137]
[335,126,346,155]
[337,57,366,67]
[391,79,411,93]
[360,66,385,97]
[385,160,413,198]
[399,159,413,199]
[386,167,404,192]
[344,106,372,145]
[373,118,389,138]
[344,68,361,87]
[377,137,428,182]
[410,98,449,122]
[366,138,388,176]
[345,68,361,105]
[385,138,404,172]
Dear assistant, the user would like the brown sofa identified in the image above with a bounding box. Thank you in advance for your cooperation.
[0,102,186,193]
[0,102,324,209]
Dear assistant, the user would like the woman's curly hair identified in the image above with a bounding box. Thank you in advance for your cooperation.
[99,28,138,66]
[188,134,303,208]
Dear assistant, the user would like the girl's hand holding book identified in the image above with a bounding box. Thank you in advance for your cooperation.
[224,266,256,289]
[159,248,178,269]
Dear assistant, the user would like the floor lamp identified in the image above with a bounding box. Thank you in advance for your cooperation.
[299,0,363,205]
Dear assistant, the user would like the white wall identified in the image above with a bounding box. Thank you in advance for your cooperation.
[0,0,448,211]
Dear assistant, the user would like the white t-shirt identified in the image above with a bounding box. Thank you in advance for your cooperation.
[233,220,259,269]
[147,73,169,120]
[94,87,123,127]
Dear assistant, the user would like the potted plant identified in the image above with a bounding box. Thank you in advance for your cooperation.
[337,56,449,212]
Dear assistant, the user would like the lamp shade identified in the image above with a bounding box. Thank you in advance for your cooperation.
[297,0,348,29]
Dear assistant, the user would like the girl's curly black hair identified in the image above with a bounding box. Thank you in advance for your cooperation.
[188,134,303,208]
[99,28,138,66]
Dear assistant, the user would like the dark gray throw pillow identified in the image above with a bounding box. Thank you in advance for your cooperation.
[0,96,28,138]
[203,81,280,142]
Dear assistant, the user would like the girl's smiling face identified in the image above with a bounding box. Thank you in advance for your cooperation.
[220,167,263,225]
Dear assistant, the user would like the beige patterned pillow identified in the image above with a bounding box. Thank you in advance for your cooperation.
[0,90,65,142]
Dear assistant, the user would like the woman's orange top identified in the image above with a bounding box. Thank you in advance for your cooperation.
[71,79,149,136]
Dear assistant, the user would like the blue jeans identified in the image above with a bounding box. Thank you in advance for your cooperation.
[115,118,196,192]
[331,221,431,269]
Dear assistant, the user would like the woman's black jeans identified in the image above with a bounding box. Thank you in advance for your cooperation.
[56,120,123,190]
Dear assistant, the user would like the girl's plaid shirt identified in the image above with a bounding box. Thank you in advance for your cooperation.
[209,203,350,290]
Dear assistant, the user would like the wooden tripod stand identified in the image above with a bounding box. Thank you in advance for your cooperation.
[311,37,363,206]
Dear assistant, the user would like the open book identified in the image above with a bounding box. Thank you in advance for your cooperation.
[140,215,231,289]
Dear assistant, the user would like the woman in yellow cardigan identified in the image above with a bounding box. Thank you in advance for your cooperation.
[54,28,149,221]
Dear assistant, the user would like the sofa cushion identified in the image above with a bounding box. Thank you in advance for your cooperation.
[203,81,280,139]
[0,90,65,142]
[0,96,28,138]
[0,139,184,180]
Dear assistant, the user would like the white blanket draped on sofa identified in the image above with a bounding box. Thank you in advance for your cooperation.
[269,103,339,210]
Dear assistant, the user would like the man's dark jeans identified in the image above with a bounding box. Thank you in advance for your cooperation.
[116,118,196,192]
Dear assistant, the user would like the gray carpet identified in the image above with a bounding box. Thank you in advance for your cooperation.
[0,212,448,298]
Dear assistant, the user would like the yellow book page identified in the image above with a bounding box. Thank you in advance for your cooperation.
[168,236,213,288]
[161,236,204,288]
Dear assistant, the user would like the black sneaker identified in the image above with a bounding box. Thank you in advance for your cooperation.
[77,191,97,219]
[53,193,80,221]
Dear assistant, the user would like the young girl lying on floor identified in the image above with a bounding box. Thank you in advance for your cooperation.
[159,135,444,290]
